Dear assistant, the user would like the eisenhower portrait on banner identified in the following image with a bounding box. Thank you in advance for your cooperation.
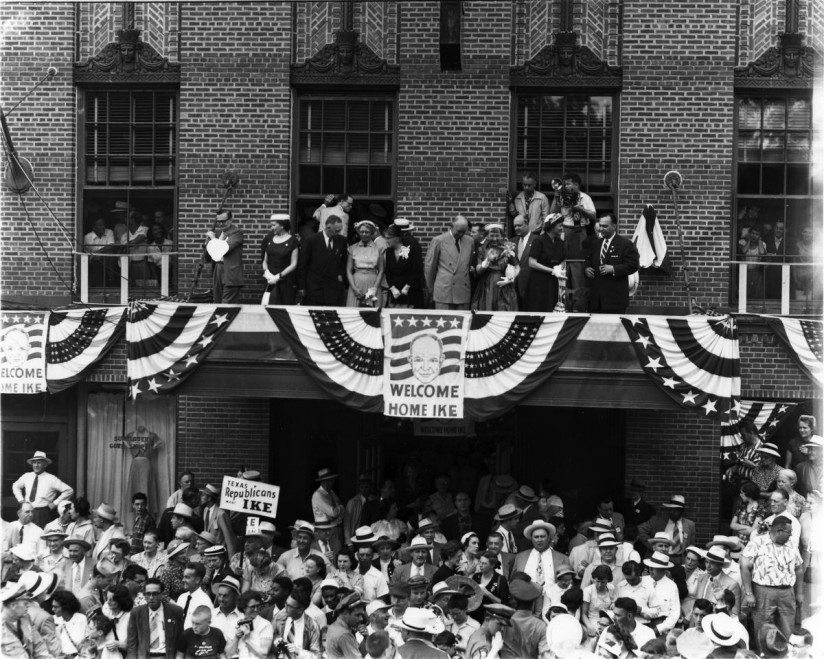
[408,333,445,384]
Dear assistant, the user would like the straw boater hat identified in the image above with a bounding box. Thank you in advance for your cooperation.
[62,538,91,552]
[246,521,279,540]
[203,545,227,559]
[408,535,434,551]
[0,582,30,604]
[366,599,392,617]
[415,518,440,534]
[313,518,340,530]
[650,532,674,547]
[597,532,620,548]
[195,531,218,546]
[706,535,743,559]
[676,628,716,659]
[685,545,706,559]
[757,442,782,458]
[589,519,614,535]
[495,503,520,522]
[373,535,401,551]
[95,503,118,522]
[702,613,742,647]
[290,520,316,538]
[19,571,59,599]
[10,545,36,562]
[393,218,415,231]
[200,484,220,498]
[803,434,824,450]
[211,574,241,597]
[393,607,445,635]
[643,550,675,570]
[315,467,338,481]
[351,526,380,545]
[493,475,518,493]
[26,451,52,466]
[703,545,731,567]
[523,520,556,540]
[515,485,538,503]
[172,503,193,519]
[662,495,686,508]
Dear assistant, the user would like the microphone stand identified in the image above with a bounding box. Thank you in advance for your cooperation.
[664,171,694,314]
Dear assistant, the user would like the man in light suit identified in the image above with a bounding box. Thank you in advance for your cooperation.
[585,212,639,313]
[637,495,696,565]
[61,538,94,596]
[509,521,570,614]
[507,172,550,234]
[272,591,323,658]
[297,215,349,306]
[424,215,475,310]
[693,546,742,620]
[207,210,244,303]
[512,215,538,310]
[126,577,185,659]
[391,537,438,585]
[199,484,237,560]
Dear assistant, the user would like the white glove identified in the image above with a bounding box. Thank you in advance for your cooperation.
[390,287,401,299]
[401,285,410,295]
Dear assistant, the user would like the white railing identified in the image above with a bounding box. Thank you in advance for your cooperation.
[731,260,821,315]
[74,251,178,304]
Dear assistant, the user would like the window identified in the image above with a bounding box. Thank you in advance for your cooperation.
[734,93,821,311]
[80,89,178,296]
[513,93,616,206]
[295,95,396,237]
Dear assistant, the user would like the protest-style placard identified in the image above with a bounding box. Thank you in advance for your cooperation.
[221,476,280,519]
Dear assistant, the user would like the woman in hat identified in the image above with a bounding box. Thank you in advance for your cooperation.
[384,224,424,308]
[242,547,285,605]
[785,414,816,470]
[729,481,765,546]
[580,565,616,641]
[526,214,567,312]
[751,442,783,496]
[471,223,519,312]
[346,220,385,308]
[472,550,510,608]
[130,529,167,578]
[261,213,299,305]
[370,498,408,542]
[52,589,87,658]
[458,532,481,577]
[155,540,189,600]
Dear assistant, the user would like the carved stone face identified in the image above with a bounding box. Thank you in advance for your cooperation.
[339,43,354,69]
[559,45,574,71]
[783,47,800,75]
[120,42,136,64]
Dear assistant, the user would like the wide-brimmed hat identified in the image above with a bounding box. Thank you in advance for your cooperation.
[643,551,674,569]
[702,613,742,647]
[373,535,401,551]
[706,535,742,552]
[26,451,52,466]
[246,521,279,540]
[366,599,392,617]
[650,532,673,547]
[95,503,118,522]
[316,467,338,481]
[802,434,824,451]
[704,545,731,566]
[62,538,91,552]
[685,545,706,559]
[290,520,316,537]
[408,535,433,551]
[523,520,556,540]
[758,623,788,655]
[589,519,614,535]
[351,526,380,545]
[393,218,415,231]
[335,591,367,613]
[313,518,340,530]
[211,574,241,596]
[166,541,189,561]
[41,529,68,540]
[677,628,715,659]
[444,575,483,611]
[662,495,686,509]
[392,607,445,635]
[555,565,576,579]
[430,582,462,600]
[509,578,542,603]
[628,478,646,492]
[515,485,538,503]
[241,470,261,481]
[495,503,520,522]
[0,583,30,604]
[484,603,515,626]
[19,570,59,599]
[10,545,36,562]
[415,518,439,533]
[597,532,620,548]
[757,442,781,458]
[172,503,193,519]
[195,531,218,546]
[493,475,518,492]
[200,484,220,498]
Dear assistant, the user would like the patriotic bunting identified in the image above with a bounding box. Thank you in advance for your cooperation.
[127,301,240,398]
[464,313,589,420]
[766,317,823,385]
[267,306,384,413]
[621,315,741,418]
[631,205,671,274]
[46,306,126,393]
[719,400,796,462]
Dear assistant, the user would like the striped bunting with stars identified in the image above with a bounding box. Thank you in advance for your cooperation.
[46,306,126,393]
[621,315,741,418]
[719,400,796,463]
[267,306,384,413]
[766,317,823,385]
[127,301,240,398]
[464,313,589,420]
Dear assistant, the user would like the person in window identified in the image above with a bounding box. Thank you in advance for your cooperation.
[261,214,299,305]
[146,223,175,286]
[384,224,424,308]
[346,220,385,308]
[764,220,786,299]
[84,217,116,286]
[121,211,149,286]
[471,223,519,312]
[792,224,821,305]
[738,223,767,299]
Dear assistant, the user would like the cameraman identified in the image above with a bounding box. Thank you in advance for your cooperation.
[551,173,597,310]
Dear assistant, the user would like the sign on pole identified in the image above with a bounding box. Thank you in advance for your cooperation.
[221,476,280,519]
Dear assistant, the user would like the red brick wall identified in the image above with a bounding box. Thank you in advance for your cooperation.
[175,2,292,304]
[0,3,76,303]
[618,1,737,312]
[395,1,511,244]
[177,395,270,486]
[625,410,721,544]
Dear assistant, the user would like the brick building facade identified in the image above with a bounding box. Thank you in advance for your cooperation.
[1,1,821,543]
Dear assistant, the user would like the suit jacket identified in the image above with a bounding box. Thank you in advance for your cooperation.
[440,511,489,543]
[272,609,322,654]
[510,191,550,234]
[391,562,437,586]
[637,514,697,557]
[514,232,538,303]
[126,601,185,659]
[297,231,348,306]
[586,233,639,312]
[202,506,237,558]
[424,231,475,305]
[372,557,398,583]
[622,497,657,529]
[509,548,569,581]
[694,571,742,619]
[398,638,450,659]
[212,224,244,286]
[61,556,94,596]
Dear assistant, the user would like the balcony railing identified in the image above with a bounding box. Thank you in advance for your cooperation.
[74,251,178,304]
[731,260,822,316]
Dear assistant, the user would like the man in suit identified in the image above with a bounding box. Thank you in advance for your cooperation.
[764,219,785,298]
[127,577,185,659]
[272,591,322,657]
[508,172,550,234]
[509,521,570,614]
[207,210,244,303]
[693,546,742,620]
[61,538,94,597]
[198,485,237,560]
[485,532,514,577]
[297,215,348,306]
[585,212,639,313]
[391,537,438,585]
[637,495,696,565]
[424,215,475,310]
[441,492,487,543]
[622,478,656,531]
[512,215,538,310]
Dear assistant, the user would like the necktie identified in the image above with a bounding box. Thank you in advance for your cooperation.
[29,475,39,503]
[150,610,162,650]
[286,618,295,644]
[183,593,192,619]
[326,237,331,251]
[672,524,682,554]
[73,563,81,592]
[455,237,461,253]
[508,531,516,553]
[600,238,609,263]
[535,553,544,585]
[16,620,24,642]
[19,525,24,544]
[204,507,211,529]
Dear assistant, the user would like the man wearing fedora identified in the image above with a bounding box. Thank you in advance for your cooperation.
[312,519,343,564]
[199,484,237,560]
[127,577,185,659]
[510,521,569,613]
[796,434,823,497]
[326,591,368,658]
[392,537,438,586]
[352,528,390,602]
[210,574,242,641]
[637,495,696,565]
[312,468,344,541]
[393,607,449,659]
[639,551,680,636]
[344,474,380,543]
[491,504,521,556]
[277,521,331,580]
[12,451,74,530]
[79,560,118,614]
[694,545,742,620]
[37,529,68,580]
[61,537,94,596]
[92,503,127,561]
[701,612,745,655]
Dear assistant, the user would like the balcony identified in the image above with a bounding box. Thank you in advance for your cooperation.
[731,259,822,317]
[74,249,178,304]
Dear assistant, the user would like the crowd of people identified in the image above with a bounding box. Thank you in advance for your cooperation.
[2,431,822,659]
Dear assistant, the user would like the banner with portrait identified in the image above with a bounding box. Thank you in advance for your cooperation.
[382,310,471,419]
[1,311,48,394]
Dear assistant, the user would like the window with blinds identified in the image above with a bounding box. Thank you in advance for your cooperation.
[514,93,615,202]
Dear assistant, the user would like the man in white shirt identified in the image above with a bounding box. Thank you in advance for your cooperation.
[640,552,680,636]
[211,575,243,643]
[12,451,74,529]
[447,594,480,653]
[121,211,149,284]
[91,503,126,561]
[510,521,569,614]
[354,535,389,603]
[508,173,550,234]
[177,562,215,629]
[600,597,656,656]
[752,489,801,550]
[314,194,353,237]
[311,468,344,543]
[2,503,43,564]
[615,560,653,619]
